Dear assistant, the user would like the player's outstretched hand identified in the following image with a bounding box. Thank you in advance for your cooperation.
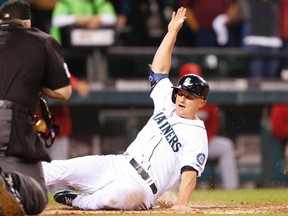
[168,7,187,34]
[169,204,194,211]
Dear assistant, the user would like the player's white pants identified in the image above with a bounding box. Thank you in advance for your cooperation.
[208,136,239,189]
[48,136,70,160]
[47,136,70,192]
[42,155,154,210]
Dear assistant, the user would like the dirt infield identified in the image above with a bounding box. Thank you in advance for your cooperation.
[39,189,288,215]
[40,203,288,215]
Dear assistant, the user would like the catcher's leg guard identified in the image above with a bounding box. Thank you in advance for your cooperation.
[0,172,24,216]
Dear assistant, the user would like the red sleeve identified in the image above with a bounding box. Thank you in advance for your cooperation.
[270,104,288,139]
[70,74,79,89]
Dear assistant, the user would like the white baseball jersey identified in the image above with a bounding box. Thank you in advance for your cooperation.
[42,77,208,210]
[125,78,208,199]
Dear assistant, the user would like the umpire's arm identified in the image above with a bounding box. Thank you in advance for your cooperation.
[41,85,72,100]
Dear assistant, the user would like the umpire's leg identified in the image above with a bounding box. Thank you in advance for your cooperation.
[0,157,48,215]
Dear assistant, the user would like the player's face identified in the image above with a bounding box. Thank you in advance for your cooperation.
[175,90,206,120]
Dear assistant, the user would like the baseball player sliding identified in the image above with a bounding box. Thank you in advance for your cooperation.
[42,7,210,211]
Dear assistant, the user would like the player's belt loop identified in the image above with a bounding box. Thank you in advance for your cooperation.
[129,158,158,194]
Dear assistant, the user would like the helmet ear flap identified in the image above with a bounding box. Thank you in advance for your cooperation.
[172,88,178,103]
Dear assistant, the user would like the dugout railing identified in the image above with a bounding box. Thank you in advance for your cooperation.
[63,46,288,80]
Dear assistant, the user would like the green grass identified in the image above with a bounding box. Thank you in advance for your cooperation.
[190,188,288,204]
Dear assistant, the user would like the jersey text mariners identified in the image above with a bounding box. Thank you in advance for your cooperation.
[153,112,181,152]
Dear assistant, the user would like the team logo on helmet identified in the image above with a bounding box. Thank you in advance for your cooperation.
[183,78,193,87]
[196,153,206,165]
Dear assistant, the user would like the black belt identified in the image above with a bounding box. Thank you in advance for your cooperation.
[129,158,158,194]
[0,100,29,114]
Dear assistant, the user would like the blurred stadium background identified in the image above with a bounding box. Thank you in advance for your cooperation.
[48,46,288,189]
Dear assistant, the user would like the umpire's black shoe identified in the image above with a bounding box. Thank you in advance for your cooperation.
[54,189,78,206]
[0,171,24,216]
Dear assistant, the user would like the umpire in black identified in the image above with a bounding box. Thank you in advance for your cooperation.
[0,0,72,215]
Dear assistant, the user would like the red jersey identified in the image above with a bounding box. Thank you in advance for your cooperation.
[197,104,220,141]
[270,104,288,140]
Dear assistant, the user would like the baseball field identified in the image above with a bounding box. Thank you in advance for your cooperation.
[40,188,288,215]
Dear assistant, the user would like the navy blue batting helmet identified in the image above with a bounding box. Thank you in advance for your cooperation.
[172,74,209,103]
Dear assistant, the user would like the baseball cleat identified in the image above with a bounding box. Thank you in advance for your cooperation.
[54,189,78,206]
[0,171,24,216]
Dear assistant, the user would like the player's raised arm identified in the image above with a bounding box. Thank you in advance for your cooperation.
[151,7,186,74]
